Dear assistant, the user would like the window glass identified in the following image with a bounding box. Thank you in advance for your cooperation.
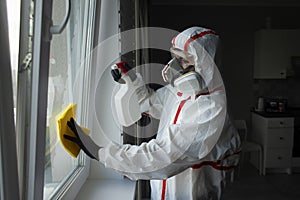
[6,0,95,198]
[43,0,94,198]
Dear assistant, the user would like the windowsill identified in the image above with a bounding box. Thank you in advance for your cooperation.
[75,178,136,200]
[44,183,59,199]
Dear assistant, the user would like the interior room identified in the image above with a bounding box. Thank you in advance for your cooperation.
[1,0,300,200]
[146,1,300,200]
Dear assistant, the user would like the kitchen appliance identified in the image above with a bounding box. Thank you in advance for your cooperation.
[257,97,264,111]
[264,97,288,113]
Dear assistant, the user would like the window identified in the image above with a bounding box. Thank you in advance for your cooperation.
[44,0,96,199]
[8,0,96,199]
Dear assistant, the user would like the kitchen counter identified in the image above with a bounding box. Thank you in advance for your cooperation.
[252,107,300,118]
[251,110,294,118]
[251,112,294,175]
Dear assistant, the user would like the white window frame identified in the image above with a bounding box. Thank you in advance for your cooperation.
[15,0,96,199]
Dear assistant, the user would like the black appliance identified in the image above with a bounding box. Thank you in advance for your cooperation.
[264,98,288,113]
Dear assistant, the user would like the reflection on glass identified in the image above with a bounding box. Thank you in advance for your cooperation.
[43,1,75,197]
[43,0,94,198]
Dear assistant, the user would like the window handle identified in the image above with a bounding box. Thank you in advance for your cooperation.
[19,53,32,73]
[50,0,71,35]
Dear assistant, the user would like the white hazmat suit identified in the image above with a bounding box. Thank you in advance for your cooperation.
[98,27,241,200]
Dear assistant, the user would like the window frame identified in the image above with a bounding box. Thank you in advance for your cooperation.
[15,0,97,199]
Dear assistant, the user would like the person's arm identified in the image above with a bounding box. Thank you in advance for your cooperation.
[111,61,165,120]
[137,84,166,119]
[99,91,227,180]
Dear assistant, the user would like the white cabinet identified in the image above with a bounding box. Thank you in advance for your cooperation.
[251,112,294,175]
[253,29,300,79]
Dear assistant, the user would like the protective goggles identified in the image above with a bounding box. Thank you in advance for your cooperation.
[162,58,195,86]
[170,47,194,65]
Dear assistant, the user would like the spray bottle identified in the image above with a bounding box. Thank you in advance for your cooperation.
[111,62,142,127]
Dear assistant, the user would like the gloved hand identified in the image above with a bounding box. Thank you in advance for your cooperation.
[63,118,100,161]
[111,66,123,83]
[136,112,151,127]
[111,62,137,84]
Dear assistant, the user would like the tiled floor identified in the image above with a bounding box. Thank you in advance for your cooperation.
[222,162,300,200]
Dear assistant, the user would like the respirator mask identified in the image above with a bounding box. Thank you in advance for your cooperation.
[162,48,203,94]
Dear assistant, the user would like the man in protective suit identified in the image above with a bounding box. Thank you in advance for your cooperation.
[65,26,241,200]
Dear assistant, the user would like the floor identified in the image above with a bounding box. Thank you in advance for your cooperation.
[76,179,136,200]
[222,162,300,200]
[75,161,300,200]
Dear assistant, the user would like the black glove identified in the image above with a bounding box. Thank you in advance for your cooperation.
[111,68,124,83]
[136,113,151,127]
[111,62,137,84]
[64,118,100,161]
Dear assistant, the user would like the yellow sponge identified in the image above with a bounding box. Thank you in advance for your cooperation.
[56,103,90,158]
